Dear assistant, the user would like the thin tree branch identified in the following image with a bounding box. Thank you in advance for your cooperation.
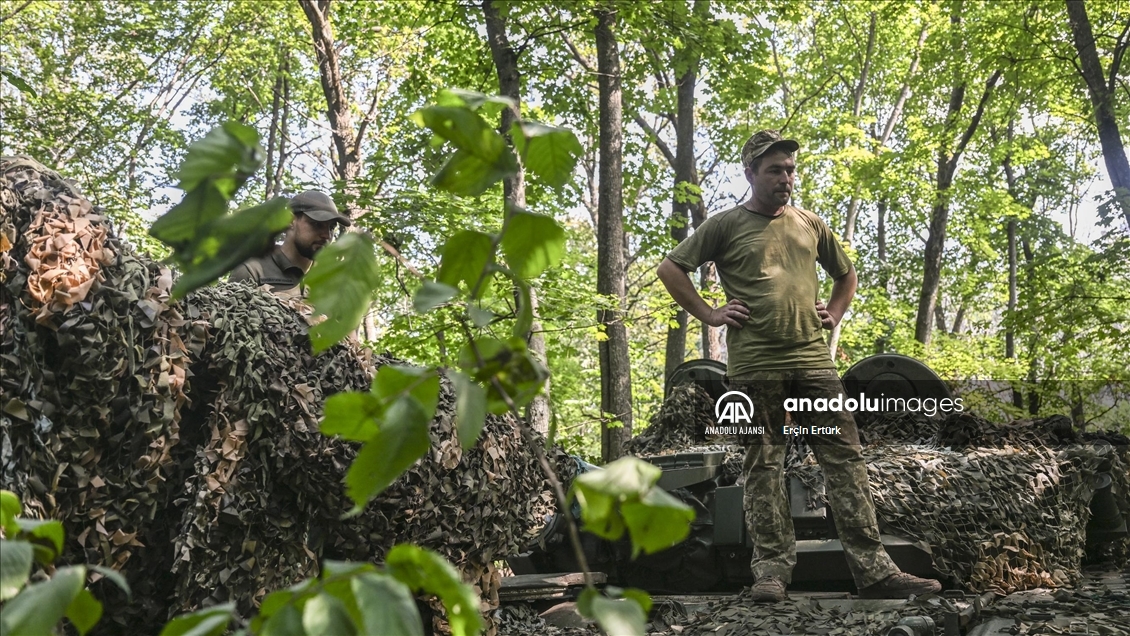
[1109,16,1130,93]
[952,69,1003,163]
[780,74,835,133]
[633,115,676,167]
[560,32,595,73]
[878,23,929,145]
[0,0,32,23]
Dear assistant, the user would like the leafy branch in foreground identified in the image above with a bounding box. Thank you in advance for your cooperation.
[145,88,693,635]
[0,490,131,636]
[149,122,292,299]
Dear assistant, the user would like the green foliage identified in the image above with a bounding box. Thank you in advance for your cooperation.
[0,541,32,602]
[305,232,383,353]
[158,604,234,636]
[577,586,652,636]
[412,104,518,196]
[501,210,567,279]
[0,491,130,636]
[570,457,695,557]
[149,123,292,299]
[318,365,441,512]
[236,549,475,636]
[386,545,482,636]
[510,121,584,189]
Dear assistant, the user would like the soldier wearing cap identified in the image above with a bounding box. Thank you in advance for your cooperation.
[230,190,351,298]
[657,130,941,601]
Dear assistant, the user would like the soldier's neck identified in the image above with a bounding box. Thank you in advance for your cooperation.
[280,239,313,273]
[742,197,786,218]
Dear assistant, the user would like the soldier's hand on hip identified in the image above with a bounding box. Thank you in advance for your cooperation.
[707,299,750,328]
[816,301,837,329]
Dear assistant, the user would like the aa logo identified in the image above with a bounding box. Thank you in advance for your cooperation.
[715,390,754,424]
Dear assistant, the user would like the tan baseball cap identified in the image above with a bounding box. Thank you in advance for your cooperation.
[290,190,352,227]
[740,130,800,169]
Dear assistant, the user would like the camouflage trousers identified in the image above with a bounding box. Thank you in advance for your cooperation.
[730,369,899,589]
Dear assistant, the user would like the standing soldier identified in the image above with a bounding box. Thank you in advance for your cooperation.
[230,190,351,298]
[657,130,942,601]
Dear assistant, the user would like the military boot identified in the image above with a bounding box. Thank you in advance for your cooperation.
[748,576,788,602]
[858,572,942,599]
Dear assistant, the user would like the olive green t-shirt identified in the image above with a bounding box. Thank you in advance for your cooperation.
[229,248,306,299]
[666,204,852,375]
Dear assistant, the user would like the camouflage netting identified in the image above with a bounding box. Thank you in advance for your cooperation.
[623,384,744,481]
[642,566,1130,636]
[0,156,557,634]
[626,381,1130,595]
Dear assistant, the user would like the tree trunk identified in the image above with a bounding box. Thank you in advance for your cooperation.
[299,0,363,216]
[274,58,291,195]
[481,0,551,435]
[1066,0,1130,231]
[874,200,889,354]
[662,2,700,379]
[264,57,283,200]
[699,264,722,360]
[595,5,633,462]
[934,293,947,333]
[915,65,1002,344]
[300,1,379,340]
[951,300,966,334]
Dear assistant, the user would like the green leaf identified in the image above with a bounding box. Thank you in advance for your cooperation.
[432,148,516,197]
[512,279,533,338]
[305,232,382,353]
[0,540,33,601]
[321,392,384,442]
[344,403,431,510]
[450,371,486,451]
[436,230,494,291]
[352,573,424,636]
[413,106,507,161]
[571,457,662,541]
[259,604,304,636]
[158,603,234,636]
[456,336,547,414]
[0,565,84,636]
[0,490,20,537]
[149,181,230,246]
[413,281,458,313]
[169,197,293,299]
[318,564,371,628]
[386,545,482,636]
[490,263,533,337]
[176,122,262,193]
[321,561,376,579]
[621,588,653,615]
[89,565,131,601]
[65,588,103,636]
[621,487,696,557]
[436,89,516,118]
[577,588,647,636]
[16,518,65,561]
[510,122,582,188]
[372,365,441,422]
[501,211,566,279]
[1,68,38,98]
[302,593,356,636]
[468,305,495,327]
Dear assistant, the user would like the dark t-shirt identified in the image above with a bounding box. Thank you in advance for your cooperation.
[229,248,306,298]
[666,204,852,375]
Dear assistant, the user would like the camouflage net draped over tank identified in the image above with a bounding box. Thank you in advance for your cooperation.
[0,157,557,635]
[626,383,1130,596]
